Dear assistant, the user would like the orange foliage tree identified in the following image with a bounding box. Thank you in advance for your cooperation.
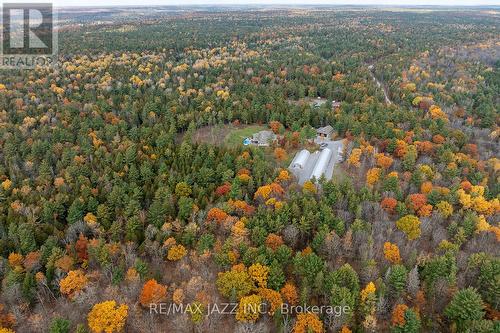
[280,282,298,305]
[265,233,284,250]
[381,197,398,214]
[375,153,393,169]
[420,181,433,194]
[391,303,409,327]
[139,279,167,307]
[75,233,89,261]
[274,148,288,161]
[276,169,291,182]
[258,288,283,315]
[269,121,283,134]
[408,193,427,212]
[206,207,229,223]
[394,140,408,158]
[215,183,231,197]
[292,313,324,333]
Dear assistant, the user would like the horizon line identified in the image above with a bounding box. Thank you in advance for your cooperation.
[53,3,500,9]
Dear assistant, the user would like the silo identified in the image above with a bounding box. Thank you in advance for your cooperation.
[310,148,332,181]
[291,149,310,169]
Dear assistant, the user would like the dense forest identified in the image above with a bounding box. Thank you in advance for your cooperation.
[0,6,498,333]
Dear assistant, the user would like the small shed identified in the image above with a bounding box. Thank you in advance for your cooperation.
[316,125,334,140]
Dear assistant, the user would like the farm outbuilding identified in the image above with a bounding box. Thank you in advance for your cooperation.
[289,140,344,185]
[316,125,334,140]
[291,149,310,169]
[310,148,332,180]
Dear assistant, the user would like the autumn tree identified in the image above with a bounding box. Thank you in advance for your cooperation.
[376,153,393,169]
[280,282,298,305]
[216,266,255,300]
[139,279,167,307]
[274,148,288,161]
[59,270,88,298]
[167,244,187,261]
[381,197,398,214]
[383,242,401,264]
[366,167,381,187]
[236,294,262,322]
[87,300,128,333]
[292,313,324,333]
[396,215,421,240]
[248,263,269,288]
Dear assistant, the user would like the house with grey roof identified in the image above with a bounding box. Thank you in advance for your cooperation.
[249,130,277,146]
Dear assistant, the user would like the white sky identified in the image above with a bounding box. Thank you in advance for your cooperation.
[2,0,499,7]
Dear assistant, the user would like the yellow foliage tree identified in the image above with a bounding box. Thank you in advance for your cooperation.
[472,196,493,215]
[216,267,254,300]
[248,263,269,288]
[167,244,187,261]
[1,179,12,191]
[347,148,362,168]
[383,242,401,264]
[429,105,448,122]
[236,294,262,322]
[254,185,272,200]
[476,215,491,233]
[396,215,421,240]
[360,282,376,302]
[87,300,128,333]
[0,329,15,333]
[436,201,453,218]
[457,189,472,209]
[60,270,88,298]
[7,253,23,268]
[366,168,381,186]
[303,180,317,194]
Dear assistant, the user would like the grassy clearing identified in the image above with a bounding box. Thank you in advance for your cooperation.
[224,125,267,146]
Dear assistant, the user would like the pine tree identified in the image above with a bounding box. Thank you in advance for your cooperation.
[445,288,485,332]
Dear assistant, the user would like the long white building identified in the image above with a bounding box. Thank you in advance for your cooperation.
[288,140,344,185]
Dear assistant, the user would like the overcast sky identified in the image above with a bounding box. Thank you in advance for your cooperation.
[3,0,500,7]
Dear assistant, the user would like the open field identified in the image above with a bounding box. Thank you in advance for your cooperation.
[224,125,268,146]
